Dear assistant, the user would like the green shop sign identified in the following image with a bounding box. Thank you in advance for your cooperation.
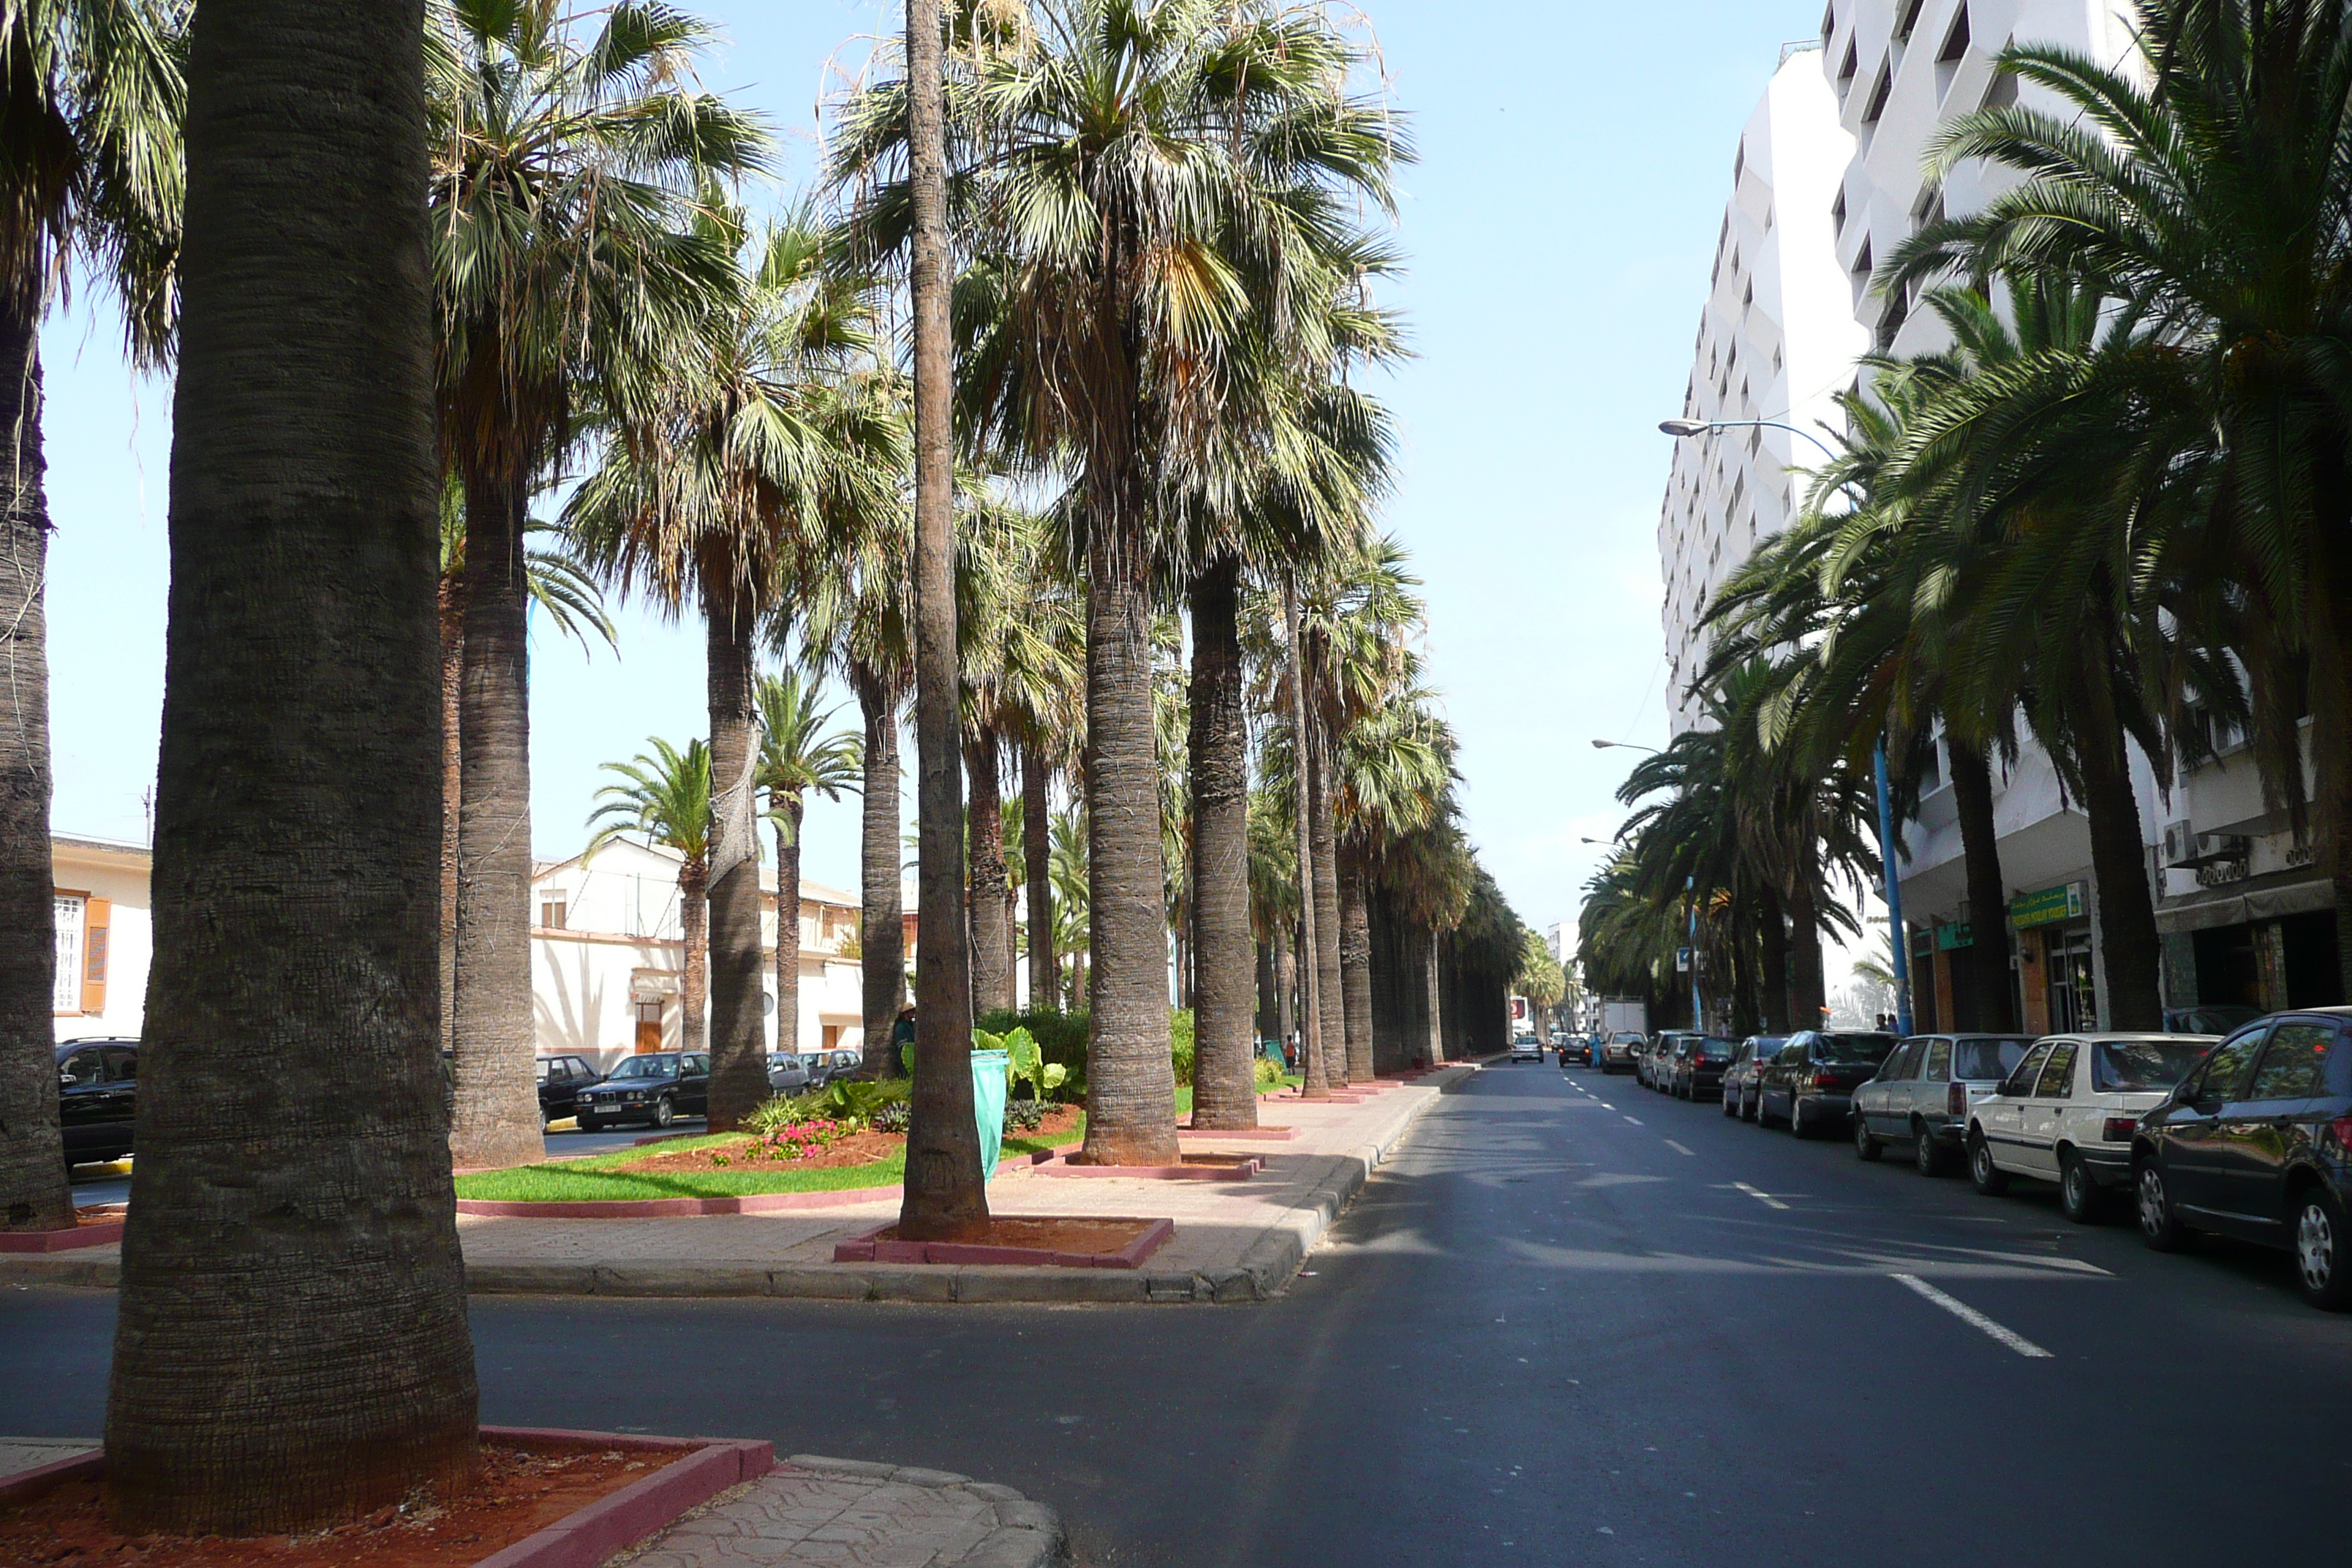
[1935,923,1973,951]
[2008,882,2085,930]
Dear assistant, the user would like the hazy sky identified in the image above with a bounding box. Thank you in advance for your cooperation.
[40,1,1843,952]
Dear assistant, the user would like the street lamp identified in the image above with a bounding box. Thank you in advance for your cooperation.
[1657,416,1840,463]
[1591,739,1660,753]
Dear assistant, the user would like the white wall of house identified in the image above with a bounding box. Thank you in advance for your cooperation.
[50,834,152,1044]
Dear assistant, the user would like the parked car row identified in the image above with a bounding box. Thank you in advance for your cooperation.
[1589,1009,2352,1311]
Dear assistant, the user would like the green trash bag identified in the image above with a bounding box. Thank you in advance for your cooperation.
[970,1048,1009,1180]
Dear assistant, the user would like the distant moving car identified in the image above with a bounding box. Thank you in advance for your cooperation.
[1850,1034,2032,1174]
[1601,1032,1644,1074]
[1668,1037,1737,1100]
[56,1038,138,1171]
[574,1052,710,1130]
[535,1054,604,1126]
[2163,1004,2263,1036]
[1965,1033,2215,1221]
[1755,1031,1897,1137]
[1511,1034,1545,1063]
[2133,1010,2352,1308]
[1722,1036,1785,1120]
[766,1052,811,1096]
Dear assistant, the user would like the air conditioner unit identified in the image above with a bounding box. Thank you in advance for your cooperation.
[2161,820,2197,868]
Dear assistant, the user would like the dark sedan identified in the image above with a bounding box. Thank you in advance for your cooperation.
[1722,1036,1785,1121]
[56,1038,138,1171]
[1755,1030,1897,1137]
[2133,1009,2352,1309]
[1668,1036,1737,1100]
[573,1052,709,1130]
[535,1054,603,1125]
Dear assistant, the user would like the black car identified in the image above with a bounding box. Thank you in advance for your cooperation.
[573,1052,709,1130]
[535,1054,604,1125]
[2133,1009,2352,1309]
[56,1038,138,1172]
[1669,1036,1738,1100]
[1755,1030,1897,1137]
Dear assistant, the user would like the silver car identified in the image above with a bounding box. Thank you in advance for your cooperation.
[765,1052,811,1096]
[1850,1033,2033,1175]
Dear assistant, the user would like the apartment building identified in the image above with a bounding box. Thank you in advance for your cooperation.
[50,834,152,1044]
[1659,45,1868,734]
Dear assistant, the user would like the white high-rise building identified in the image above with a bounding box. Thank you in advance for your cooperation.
[1658,46,1868,735]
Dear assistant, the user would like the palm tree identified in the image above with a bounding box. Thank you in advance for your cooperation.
[0,0,181,1235]
[587,739,715,1055]
[834,0,1405,1164]
[757,667,861,1056]
[431,0,765,1166]
[104,0,476,1530]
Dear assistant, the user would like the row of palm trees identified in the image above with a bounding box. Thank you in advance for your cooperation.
[1585,1,2352,1042]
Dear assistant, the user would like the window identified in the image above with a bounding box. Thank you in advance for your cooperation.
[2250,1024,2334,1100]
[2001,1042,2054,1098]
[540,897,568,930]
[2035,1041,2080,1098]
[1851,238,1874,287]
[1838,39,1858,92]
[1862,62,1893,126]
[1925,1039,1953,1080]
[1822,2,1836,42]
[1884,1040,1924,1080]
[103,1046,137,1082]
[1875,290,1908,352]
[2192,1025,2268,1102]
[52,894,84,1014]
[1954,1037,2025,1081]
[1938,4,1970,61]
[1832,188,1847,235]
[60,1048,105,1087]
[1894,0,1927,42]
[2095,1039,2209,1094]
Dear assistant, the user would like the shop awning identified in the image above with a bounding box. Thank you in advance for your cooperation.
[2153,875,2333,935]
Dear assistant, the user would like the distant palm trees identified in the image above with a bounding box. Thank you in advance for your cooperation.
[587,738,715,1055]
[756,669,861,1056]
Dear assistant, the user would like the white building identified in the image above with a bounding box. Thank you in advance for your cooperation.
[1659,44,1869,734]
[50,834,153,1043]
[529,837,883,1070]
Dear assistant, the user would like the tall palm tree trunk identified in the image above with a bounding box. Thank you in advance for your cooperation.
[2073,696,2163,1030]
[704,589,766,1128]
[1022,742,1053,1009]
[900,0,985,1235]
[1284,584,1327,1098]
[438,573,462,1060]
[1187,554,1256,1130]
[1422,925,1445,1065]
[0,305,70,1232]
[965,728,1011,1014]
[105,0,478,1525]
[853,674,904,1075]
[1306,704,1346,1084]
[1079,521,1179,1164]
[679,862,707,1055]
[773,798,802,1054]
[1338,844,1374,1081]
[1948,737,2016,1030]
[1787,853,1826,1032]
[1757,883,1788,1033]
[450,466,542,1170]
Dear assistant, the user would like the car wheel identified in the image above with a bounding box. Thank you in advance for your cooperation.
[1968,1131,2009,1195]
[1914,1124,1950,1177]
[1789,1098,1812,1139]
[651,1097,675,1129]
[1722,1089,1739,1118]
[2136,1160,2191,1252]
[1853,1113,1882,1161]
[2293,1190,2352,1311]
[2059,1151,2105,1224]
[1741,1089,1758,1123]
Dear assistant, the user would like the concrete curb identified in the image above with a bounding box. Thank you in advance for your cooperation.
[771,1455,1069,1568]
[0,1218,124,1253]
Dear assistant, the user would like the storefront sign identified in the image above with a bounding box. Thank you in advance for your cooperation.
[2009,883,2085,930]
[1935,922,1973,951]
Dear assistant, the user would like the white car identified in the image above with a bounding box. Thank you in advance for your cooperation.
[1965,1032,2218,1222]
[1510,1035,1545,1063]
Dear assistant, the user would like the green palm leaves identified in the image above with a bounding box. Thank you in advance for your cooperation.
[757,668,861,832]
[587,736,713,867]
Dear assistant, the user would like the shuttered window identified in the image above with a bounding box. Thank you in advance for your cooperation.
[52,894,85,1013]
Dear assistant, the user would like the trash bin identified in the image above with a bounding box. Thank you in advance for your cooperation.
[971,1048,1009,1180]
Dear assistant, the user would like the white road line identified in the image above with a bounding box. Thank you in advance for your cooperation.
[1891,1273,2053,1359]
[1623,1116,1643,1126]
[1733,1181,1790,1210]
[1665,1140,1695,1157]
[1597,1103,1615,1110]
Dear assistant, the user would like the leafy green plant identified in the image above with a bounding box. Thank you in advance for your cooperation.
[1254,1056,1285,1093]
[1169,1008,1196,1087]
[1001,1098,1045,1134]
[978,1007,1089,1098]
[870,1100,911,1133]
[747,1079,907,1134]
[990,1025,1068,1103]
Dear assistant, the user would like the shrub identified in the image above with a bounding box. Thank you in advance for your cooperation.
[870,1100,911,1134]
[978,1008,1089,1101]
[1169,1008,1196,1087]
[747,1079,908,1134]
[1001,1098,1045,1134]
[1253,1055,1285,1093]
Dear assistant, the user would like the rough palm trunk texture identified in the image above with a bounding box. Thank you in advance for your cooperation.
[679,863,708,1055]
[773,803,802,1054]
[105,0,479,1529]
[1022,742,1053,1009]
[437,571,462,1060]
[1284,587,1327,1098]
[0,306,69,1232]
[1307,704,1346,1084]
[1187,556,1256,1130]
[1947,738,2016,1031]
[1275,937,1294,1043]
[1338,845,1374,1082]
[900,0,985,1236]
[854,677,904,1077]
[1423,927,1445,1064]
[704,595,767,1129]
[2076,689,2163,1030]
[965,729,1011,1015]
[448,465,540,1169]
[1787,859,1825,1033]
[1758,883,1788,1033]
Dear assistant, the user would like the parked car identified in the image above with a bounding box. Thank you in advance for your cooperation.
[1851,1034,2033,1174]
[56,1038,138,1171]
[765,1052,811,1096]
[1755,1030,1897,1137]
[1668,1036,1737,1100]
[800,1051,834,1090]
[573,1052,710,1130]
[2162,1003,2263,1036]
[1964,1033,2216,1221]
[1722,1036,1786,1120]
[1641,1032,1694,1090]
[1601,1031,1644,1074]
[2132,1010,2352,1308]
[1511,1034,1545,1063]
[534,1054,604,1126]
[828,1048,864,1082]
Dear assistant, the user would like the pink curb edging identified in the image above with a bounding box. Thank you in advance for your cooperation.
[456,1148,1064,1219]
[0,1448,101,1504]
[0,1219,123,1253]
[831,1215,1175,1269]
[1177,1124,1295,1141]
[1031,1153,1263,1181]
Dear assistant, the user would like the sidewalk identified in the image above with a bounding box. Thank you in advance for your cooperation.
[0,1064,1475,1303]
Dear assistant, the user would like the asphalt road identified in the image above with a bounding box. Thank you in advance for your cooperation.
[11,1063,2351,1565]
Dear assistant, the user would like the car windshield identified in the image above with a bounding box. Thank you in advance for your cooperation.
[1701,1037,1735,1057]
[1814,1033,1896,1063]
[609,1056,676,1079]
[1953,1039,2027,1080]
[1613,1033,1643,1045]
[2092,1041,2207,1093]
[2173,1006,2261,1035]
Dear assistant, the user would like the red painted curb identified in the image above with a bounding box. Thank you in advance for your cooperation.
[0,1220,123,1254]
[1032,1153,1262,1182]
[1177,1124,1296,1141]
[832,1216,1175,1269]
[0,1448,100,1504]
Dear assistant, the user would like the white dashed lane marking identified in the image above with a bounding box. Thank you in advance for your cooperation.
[1623,1117,1643,1126]
[1733,1181,1790,1210]
[1891,1273,2054,1358]
[1665,1140,1695,1157]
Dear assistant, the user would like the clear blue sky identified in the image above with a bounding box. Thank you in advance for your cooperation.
[40,0,1825,942]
